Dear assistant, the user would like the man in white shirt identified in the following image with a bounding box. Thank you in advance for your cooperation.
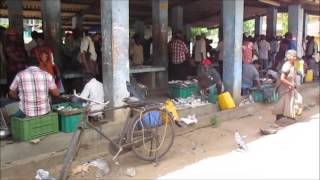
[194,35,206,64]
[269,36,279,67]
[258,35,271,70]
[80,31,97,74]
[80,73,104,117]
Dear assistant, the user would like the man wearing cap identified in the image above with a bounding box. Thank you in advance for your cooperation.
[197,59,223,95]
[4,28,28,87]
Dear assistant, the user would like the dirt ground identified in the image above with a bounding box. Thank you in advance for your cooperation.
[47,84,319,180]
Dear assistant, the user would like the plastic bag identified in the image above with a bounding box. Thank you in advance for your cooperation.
[35,169,56,180]
[88,159,110,178]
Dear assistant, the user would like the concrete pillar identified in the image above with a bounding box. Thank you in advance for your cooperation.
[170,5,183,33]
[7,0,23,36]
[101,0,129,107]
[184,24,192,42]
[219,7,223,41]
[72,13,83,30]
[222,0,244,102]
[41,0,62,67]
[134,20,145,41]
[255,16,263,37]
[152,0,168,88]
[266,7,277,38]
[288,4,304,57]
[303,12,308,40]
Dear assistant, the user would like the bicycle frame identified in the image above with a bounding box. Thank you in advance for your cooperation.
[72,91,162,161]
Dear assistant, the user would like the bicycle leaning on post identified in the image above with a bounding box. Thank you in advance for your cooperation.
[60,83,178,180]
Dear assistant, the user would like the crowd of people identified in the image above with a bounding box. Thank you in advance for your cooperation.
[0,27,104,122]
[166,30,318,122]
[0,24,319,123]
[166,30,319,90]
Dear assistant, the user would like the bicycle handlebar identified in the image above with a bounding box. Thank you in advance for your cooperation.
[73,90,109,107]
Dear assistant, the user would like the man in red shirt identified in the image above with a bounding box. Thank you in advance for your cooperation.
[168,31,190,80]
[242,36,254,64]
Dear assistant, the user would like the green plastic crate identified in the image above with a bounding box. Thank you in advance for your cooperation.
[52,102,85,133]
[11,113,59,141]
[59,113,84,133]
[169,84,198,99]
[264,89,279,103]
[251,90,264,102]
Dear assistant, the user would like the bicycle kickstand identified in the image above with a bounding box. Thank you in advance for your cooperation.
[153,151,159,167]
[112,146,123,163]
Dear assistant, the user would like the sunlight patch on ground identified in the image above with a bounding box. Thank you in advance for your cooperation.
[159,114,319,180]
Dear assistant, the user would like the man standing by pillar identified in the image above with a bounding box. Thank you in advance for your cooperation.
[257,35,271,70]
[194,34,207,65]
[168,31,190,80]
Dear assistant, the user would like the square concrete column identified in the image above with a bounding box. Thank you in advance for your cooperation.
[134,20,145,41]
[72,13,83,30]
[101,0,130,107]
[255,16,263,37]
[184,24,192,42]
[222,0,244,102]
[41,0,62,67]
[303,12,308,38]
[267,7,277,38]
[152,0,168,89]
[7,0,23,36]
[219,6,223,41]
[289,4,304,57]
[170,5,183,33]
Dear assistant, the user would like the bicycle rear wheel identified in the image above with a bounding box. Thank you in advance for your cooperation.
[128,107,175,161]
[60,128,82,180]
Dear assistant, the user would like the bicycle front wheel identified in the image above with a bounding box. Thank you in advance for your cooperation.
[128,107,175,161]
[60,128,82,180]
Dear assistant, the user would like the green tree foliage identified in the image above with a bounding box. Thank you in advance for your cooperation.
[278,13,288,35]
[191,27,218,39]
[243,19,255,36]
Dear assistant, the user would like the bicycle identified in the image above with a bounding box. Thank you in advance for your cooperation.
[60,91,176,180]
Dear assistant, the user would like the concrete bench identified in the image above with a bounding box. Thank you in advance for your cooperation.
[130,66,166,89]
